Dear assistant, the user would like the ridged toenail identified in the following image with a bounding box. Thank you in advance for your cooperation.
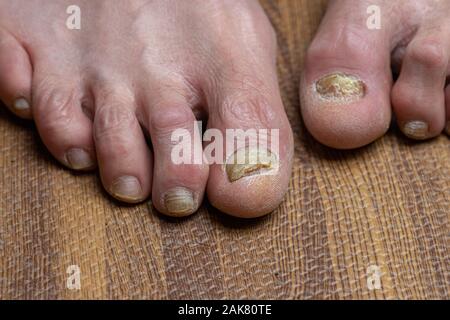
[65,148,94,170]
[225,147,277,182]
[111,176,143,202]
[445,122,450,135]
[403,121,429,140]
[164,187,195,217]
[13,98,30,111]
[315,73,366,101]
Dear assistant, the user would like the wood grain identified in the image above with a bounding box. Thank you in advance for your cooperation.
[0,0,448,299]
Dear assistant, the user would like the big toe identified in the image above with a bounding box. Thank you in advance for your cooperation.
[204,72,293,218]
[300,0,393,149]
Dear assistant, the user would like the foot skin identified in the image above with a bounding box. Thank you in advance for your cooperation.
[0,0,293,218]
[301,0,450,149]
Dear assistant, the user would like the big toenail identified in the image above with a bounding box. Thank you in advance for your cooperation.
[315,73,366,101]
[402,121,429,140]
[14,98,30,111]
[65,148,95,170]
[164,187,195,217]
[445,122,450,135]
[225,147,277,182]
[111,176,143,202]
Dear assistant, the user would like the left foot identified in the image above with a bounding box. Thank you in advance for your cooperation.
[0,0,293,218]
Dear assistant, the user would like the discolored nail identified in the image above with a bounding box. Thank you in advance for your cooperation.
[164,187,195,217]
[110,176,143,202]
[445,122,450,135]
[13,97,30,111]
[225,147,278,182]
[65,148,95,170]
[315,73,366,101]
[402,121,429,140]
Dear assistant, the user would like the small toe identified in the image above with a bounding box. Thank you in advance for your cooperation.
[93,86,152,203]
[392,35,449,140]
[0,28,32,119]
[33,72,96,171]
[145,91,208,217]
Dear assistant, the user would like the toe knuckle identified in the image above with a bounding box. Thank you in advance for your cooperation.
[219,94,276,129]
[35,87,77,133]
[94,104,137,140]
[150,107,194,136]
[408,40,447,69]
[306,27,368,65]
[305,42,331,64]
[392,83,417,110]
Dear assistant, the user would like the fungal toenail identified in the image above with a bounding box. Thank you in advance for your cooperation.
[445,122,450,135]
[225,147,277,182]
[403,121,429,140]
[315,73,366,101]
[164,187,195,217]
[111,176,143,202]
[14,98,30,111]
[65,148,95,170]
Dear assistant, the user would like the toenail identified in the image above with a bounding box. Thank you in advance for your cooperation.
[163,187,195,217]
[445,122,450,136]
[65,148,95,170]
[315,73,366,101]
[13,98,30,111]
[225,147,278,182]
[110,176,143,202]
[402,121,429,140]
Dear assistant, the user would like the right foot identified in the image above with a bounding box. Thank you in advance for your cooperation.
[301,0,450,149]
[0,0,293,218]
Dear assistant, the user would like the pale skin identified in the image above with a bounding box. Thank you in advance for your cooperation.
[301,0,450,148]
[0,0,448,218]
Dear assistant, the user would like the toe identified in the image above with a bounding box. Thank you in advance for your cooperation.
[0,28,32,119]
[392,34,449,140]
[300,1,394,149]
[33,72,96,171]
[145,91,209,217]
[93,85,152,203]
[204,77,293,218]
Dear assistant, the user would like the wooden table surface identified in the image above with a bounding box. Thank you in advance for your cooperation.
[0,0,448,299]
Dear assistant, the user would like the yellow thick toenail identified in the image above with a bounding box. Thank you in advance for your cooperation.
[315,73,365,101]
[403,121,429,140]
[164,187,195,217]
[225,147,277,182]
